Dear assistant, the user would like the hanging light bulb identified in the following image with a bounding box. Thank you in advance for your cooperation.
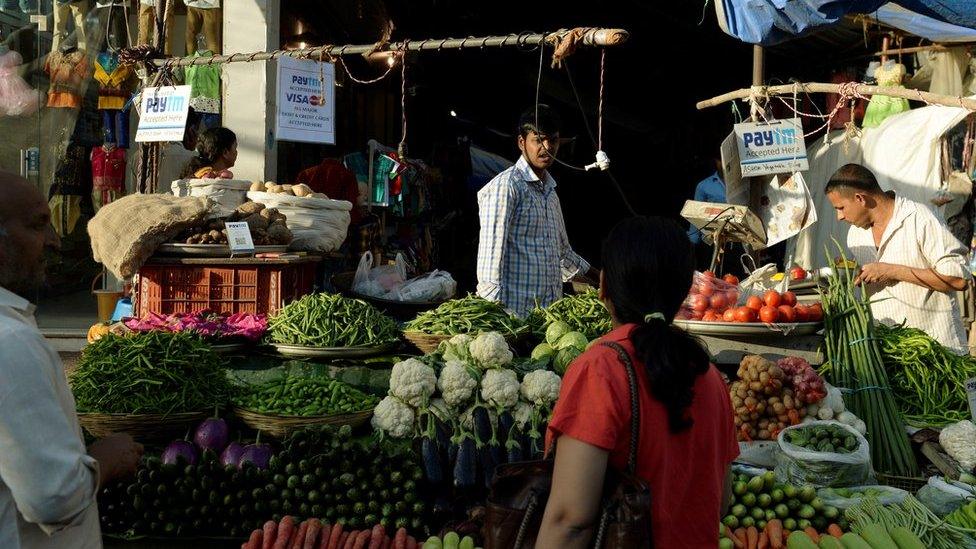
[386,53,397,67]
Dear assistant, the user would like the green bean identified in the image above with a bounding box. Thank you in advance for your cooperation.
[525,290,612,341]
[234,375,378,416]
[268,293,400,347]
[405,294,528,336]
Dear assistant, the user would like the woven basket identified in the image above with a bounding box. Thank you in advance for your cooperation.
[77,411,209,442]
[233,407,372,438]
[403,331,452,354]
[876,473,927,493]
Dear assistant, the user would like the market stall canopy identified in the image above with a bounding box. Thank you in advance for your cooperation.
[714,0,976,46]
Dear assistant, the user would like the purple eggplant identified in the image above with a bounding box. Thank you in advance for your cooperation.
[161,440,198,466]
[220,441,245,467]
[193,417,229,453]
[238,442,273,470]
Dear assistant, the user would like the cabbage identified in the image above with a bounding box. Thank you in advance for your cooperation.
[531,342,554,361]
[555,331,588,351]
[553,347,582,375]
[545,321,572,346]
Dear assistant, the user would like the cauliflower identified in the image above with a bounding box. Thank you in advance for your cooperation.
[940,420,976,470]
[440,333,474,362]
[520,370,562,407]
[437,360,479,408]
[470,332,513,369]
[512,401,534,429]
[389,358,437,407]
[371,396,415,438]
[480,368,520,409]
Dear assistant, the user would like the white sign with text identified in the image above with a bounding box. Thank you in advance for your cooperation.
[135,86,191,142]
[734,118,809,177]
[276,57,336,144]
[225,221,255,255]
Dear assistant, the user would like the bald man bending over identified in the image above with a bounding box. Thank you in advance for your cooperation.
[0,172,143,548]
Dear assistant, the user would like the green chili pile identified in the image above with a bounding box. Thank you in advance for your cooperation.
[405,294,527,337]
[234,375,379,416]
[875,323,976,427]
[820,246,919,476]
[526,290,612,341]
[70,331,232,414]
[268,293,400,347]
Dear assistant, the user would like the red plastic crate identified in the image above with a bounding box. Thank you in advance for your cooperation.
[135,261,317,316]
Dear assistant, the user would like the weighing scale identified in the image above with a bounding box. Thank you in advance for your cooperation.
[681,200,767,273]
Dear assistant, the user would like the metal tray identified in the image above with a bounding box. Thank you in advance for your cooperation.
[157,244,288,257]
[210,342,249,354]
[271,342,398,359]
[674,320,822,336]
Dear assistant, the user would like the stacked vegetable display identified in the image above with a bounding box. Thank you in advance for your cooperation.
[722,471,844,537]
[70,331,232,414]
[240,517,426,549]
[372,333,559,489]
[820,256,919,476]
[731,355,827,441]
[405,295,527,338]
[525,290,612,341]
[876,323,976,427]
[234,375,379,416]
[268,293,401,347]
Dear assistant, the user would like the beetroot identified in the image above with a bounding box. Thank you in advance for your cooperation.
[161,440,198,466]
[238,442,273,470]
[220,441,245,467]
[194,417,229,453]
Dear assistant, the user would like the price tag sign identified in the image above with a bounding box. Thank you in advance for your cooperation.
[967,377,976,422]
[225,222,255,255]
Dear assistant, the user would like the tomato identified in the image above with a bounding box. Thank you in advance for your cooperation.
[699,280,716,298]
[777,305,797,323]
[703,270,716,279]
[781,291,797,307]
[758,306,780,323]
[733,306,757,323]
[763,290,782,308]
[690,310,704,320]
[807,303,824,322]
[746,295,764,311]
[723,274,740,285]
[722,309,736,322]
[709,293,728,311]
[702,310,719,322]
[790,266,808,281]
[726,290,740,306]
[794,304,809,322]
[689,294,709,313]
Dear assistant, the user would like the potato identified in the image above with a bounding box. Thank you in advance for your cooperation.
[236,201,265,216]
[310,192,328,199]
[267,223,293,245]
[244,213,269,232]
[264,181,277,190]
[292,184,312,197]
[259,207,279,220]
[249,181,264,192]
[269,185,284,194]
[208,230,222,240]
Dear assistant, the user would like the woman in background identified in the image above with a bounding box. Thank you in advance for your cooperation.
[180,126,237,179]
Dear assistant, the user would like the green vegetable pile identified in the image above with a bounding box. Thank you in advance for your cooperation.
[786,424,859,454]
[269,293,400,347]
[70,331,232,414]
[530,321,592,375]
[847,495,974,549]
[405,295,526,337]
[235,376,379,416]
[723,471,842,533]
[876,323,976,427]
[526,290,612,342]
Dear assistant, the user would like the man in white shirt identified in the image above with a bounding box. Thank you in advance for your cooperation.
[0,172,144,548]
[826,164,970,353]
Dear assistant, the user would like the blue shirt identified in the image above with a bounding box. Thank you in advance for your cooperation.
[476,156,590,317]
[688,171,726,244]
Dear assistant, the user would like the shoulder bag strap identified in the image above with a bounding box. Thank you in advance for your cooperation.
[600,341,641,474]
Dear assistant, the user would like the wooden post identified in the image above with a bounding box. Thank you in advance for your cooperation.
[752,45,764,86]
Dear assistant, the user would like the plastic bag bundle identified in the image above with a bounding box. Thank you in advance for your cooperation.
[817,485,910,510]
[918,476,976,516]
[353,252,407,299]
[775,420,873,488]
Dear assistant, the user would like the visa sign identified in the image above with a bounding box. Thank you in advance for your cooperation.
[276,57,336,144]
[135,85,192,143]
[734,117,808,177]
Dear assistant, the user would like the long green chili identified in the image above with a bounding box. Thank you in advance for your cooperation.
[268,293,400,347]
[405,294,527,337]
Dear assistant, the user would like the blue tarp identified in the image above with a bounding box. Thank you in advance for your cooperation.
[716,1,976,45]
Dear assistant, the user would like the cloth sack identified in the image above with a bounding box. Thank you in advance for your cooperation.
[172,178,251,218]
[248,191,351,253]
[88,194,212,279]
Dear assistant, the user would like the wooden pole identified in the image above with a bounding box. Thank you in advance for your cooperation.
[752,45,764,86]
[152,28,630,68]
[696,82,976,112]
[873,44,950,57]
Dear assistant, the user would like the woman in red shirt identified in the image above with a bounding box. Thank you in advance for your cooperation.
[537,216,738,548]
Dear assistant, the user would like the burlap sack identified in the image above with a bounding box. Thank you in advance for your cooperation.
[88,194,212,279]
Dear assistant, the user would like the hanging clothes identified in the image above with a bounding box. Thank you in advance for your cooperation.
[49,144,91,237]
[184,50,220,114]
[45,49,89,109]
[294,158,362,224]
[184,1,222,55]
[93,52,132,110]
[863,62,911,129]
[91,145,126,211]
[928,47,969,97]
[0,49,39,117]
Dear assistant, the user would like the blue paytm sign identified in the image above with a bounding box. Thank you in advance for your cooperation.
[135,85,192,143]
[734,118,808,177]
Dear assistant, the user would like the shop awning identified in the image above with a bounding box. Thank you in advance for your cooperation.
[715,1,976,46]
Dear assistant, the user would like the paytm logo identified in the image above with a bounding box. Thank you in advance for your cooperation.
[145,95,185,113]
[292,75,321,86]
[743,128,797,149]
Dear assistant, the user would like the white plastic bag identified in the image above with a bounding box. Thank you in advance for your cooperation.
[394,270,457,303]
[352,252,408,299]
[736,441,780,469]
[248,191,352,252]
[917,476,976,516]
[817,485,910,510]
[775,420,873,488]
[172,179,252,218]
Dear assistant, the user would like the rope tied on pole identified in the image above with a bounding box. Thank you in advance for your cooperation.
[398,40,409,159]
[548,27,596,68]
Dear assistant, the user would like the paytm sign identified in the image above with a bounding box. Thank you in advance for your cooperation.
[733,118,808,177]
[276,57,336,144]
[135,85,192,143]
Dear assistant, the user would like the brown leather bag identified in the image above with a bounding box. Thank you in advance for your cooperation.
[484,342,653,549]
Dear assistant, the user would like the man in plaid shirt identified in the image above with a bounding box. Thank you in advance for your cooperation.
[477,105,598,317]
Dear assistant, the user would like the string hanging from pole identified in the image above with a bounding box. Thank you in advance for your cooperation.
[598,48,605,152]
[398,40,409,159]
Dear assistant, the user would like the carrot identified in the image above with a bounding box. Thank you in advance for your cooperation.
[367,524,386,549]
[405,536,417,549]
[725,526,745,548]
[393,528,408,549]
[380,537,392,549]
[317,524,332,549]
[746,526,759,549]
[337,532,350,549]
[245,530,264,549]
[304,519,323,549]
[274,516,296,549]
[766,519,783,549]
[757,531,769,549]
[290,520,311,549]
[263,520,279,549]
[735,528,748,547]
[827,524,844,539]
[342,531,357,549]
[327,523,344,549]
[803,528,820,543]
[353,530,372,549]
